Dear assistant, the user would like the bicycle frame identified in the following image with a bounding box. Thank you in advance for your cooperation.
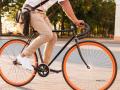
[25,30,89,68]
[0,23,117,89]
[23,23,90,68]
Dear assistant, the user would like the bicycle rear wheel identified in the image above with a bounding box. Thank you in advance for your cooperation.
[62,41,117,90]
[0,39,38,86]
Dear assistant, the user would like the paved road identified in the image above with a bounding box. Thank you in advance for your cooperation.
[0,38,120,90]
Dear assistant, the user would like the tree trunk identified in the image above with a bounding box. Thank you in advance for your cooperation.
[53,22,57,30]
[0,15,2,35]
[61,19,65,30]
[0,1,2,35]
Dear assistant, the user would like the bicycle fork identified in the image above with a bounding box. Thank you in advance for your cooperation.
[74,38,90,69]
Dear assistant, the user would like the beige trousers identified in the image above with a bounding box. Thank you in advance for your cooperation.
[22,10,57,64]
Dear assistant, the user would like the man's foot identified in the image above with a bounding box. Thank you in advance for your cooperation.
[17,55,34,71]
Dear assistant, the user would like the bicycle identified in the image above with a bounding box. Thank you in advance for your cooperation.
[0,23,117,90]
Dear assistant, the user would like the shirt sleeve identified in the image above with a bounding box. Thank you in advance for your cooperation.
[58,0,65,3]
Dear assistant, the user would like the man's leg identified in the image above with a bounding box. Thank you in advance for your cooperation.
[43,33,57,64]
[22,34,53,56]
[17,11,54,70]
[42,16,58,64]
[21,11,53,57]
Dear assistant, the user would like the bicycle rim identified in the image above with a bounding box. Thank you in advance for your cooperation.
[0,39,38,86]
[62,41,117,90]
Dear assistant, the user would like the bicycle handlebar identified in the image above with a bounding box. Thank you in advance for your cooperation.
[52,23,90,38]
[78,23,90,37]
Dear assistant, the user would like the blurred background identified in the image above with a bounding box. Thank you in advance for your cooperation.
[0,0,117,39]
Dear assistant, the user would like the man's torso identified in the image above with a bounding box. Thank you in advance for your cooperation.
[22,0,64,11]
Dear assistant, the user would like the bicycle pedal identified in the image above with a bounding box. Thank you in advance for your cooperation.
[13,60,22,65]
[50,69,62,74]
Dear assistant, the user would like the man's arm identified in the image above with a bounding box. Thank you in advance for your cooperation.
[59,0,84,27]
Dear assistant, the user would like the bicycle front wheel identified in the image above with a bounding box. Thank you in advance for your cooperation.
[0,39,38,86]
[62,41,117,90]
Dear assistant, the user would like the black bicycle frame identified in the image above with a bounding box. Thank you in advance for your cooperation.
[48,36,75,66]
[25,23,90,68]
[25,33,88,69]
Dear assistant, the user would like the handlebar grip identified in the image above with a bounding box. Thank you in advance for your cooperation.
[79,23,90,36]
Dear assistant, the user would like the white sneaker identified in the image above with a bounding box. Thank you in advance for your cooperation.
[17,55,34,71]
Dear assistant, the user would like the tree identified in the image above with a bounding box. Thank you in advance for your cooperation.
[0,0,25,35]
[47,0,115,38]
[0,1,1,34]
[1,0,115,38]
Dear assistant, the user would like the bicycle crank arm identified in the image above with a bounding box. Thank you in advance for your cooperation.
[50,69,62,73]
[32,65,62,73]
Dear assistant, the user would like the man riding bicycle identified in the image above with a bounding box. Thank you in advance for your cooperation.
[17,0,85,70]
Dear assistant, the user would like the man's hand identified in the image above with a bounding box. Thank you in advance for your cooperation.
[74,20,85,29]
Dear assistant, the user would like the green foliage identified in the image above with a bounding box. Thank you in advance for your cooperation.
[0,0,116,38]
[0,0,25,34]
[47,0,115,37]
[1,0,25,19]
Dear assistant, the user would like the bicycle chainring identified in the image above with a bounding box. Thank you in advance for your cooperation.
[37,64,50,77]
